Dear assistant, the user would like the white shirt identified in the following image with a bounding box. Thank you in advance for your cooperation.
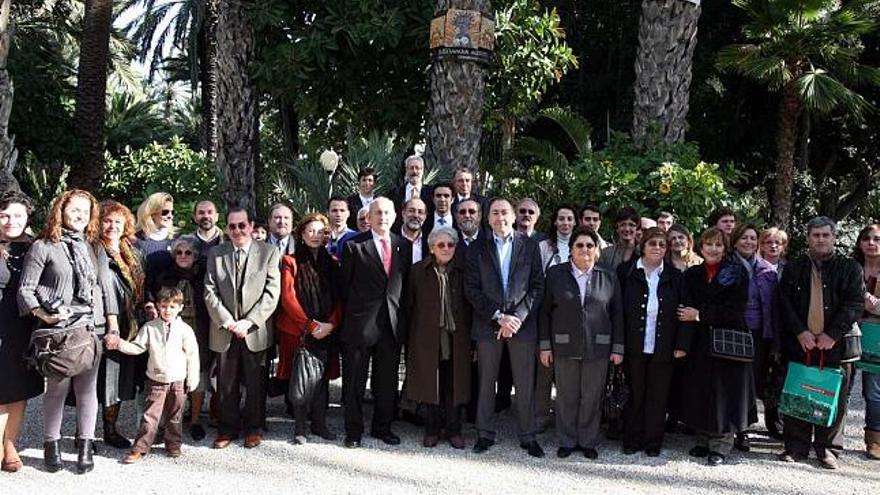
[433,212,453,228]
[359,193,375,207]
[405,182,422,202]
[371,230,392,264]
[571,263,593,304]
[637,258,664,354]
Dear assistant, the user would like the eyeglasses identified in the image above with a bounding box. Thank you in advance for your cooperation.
[160,209,174,217]
[458,208,478,215]
[228,222,249,231]
[574,242,596,249]
[434,242,456,249]
[646,240,667,248]
[518,208,536,215]
[175,250,193,256]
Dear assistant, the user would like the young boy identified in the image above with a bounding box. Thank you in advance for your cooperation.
[106,287,200,463]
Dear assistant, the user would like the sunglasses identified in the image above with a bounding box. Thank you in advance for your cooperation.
[574,242,596,249]
[160,209,174,217]
[458,208,478,215]
[434,242,456,249]
[228,222,249,231]
[175,250,193,256]
[518,208,536,215]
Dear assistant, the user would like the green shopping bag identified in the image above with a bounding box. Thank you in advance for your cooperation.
[779,351,843,427]
[858,320,880,365]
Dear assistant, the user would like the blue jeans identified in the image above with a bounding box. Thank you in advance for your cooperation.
[864,371,880,432]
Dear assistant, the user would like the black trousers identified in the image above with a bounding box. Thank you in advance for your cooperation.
[624,353,675,450]
[343,329,401,439]
[783,362,854,457]
[216,338,267,436]
[421,359,462,437]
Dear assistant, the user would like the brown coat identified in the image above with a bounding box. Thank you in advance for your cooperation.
[404,256,472,406]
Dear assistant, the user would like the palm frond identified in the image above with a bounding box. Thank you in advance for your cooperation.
[514,136,570,171]
[797,69,871,120]
[717,44,791,89]
[537,106,593,157]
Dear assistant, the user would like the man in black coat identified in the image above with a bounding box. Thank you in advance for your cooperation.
[465,198,546,458]
[778,216,864,469]
[388,155,434,217]
[423,182,457,237]
[451,166,489,222]
[340,197,412,448]
[346,167,377,230]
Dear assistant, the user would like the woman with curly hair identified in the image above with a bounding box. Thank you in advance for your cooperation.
[96,200,146,449]
[18,189,118,474]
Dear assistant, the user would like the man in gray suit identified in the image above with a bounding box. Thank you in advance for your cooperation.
[204,207,281,449]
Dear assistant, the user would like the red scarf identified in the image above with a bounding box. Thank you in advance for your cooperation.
[704,262,720,283]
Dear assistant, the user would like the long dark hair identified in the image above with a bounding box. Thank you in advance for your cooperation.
[854,224,880,266]
[546,205,577,248]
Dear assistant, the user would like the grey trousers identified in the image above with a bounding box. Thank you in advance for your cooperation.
[534,358,554,423]
[697,431,735,455]
[554,357,608,449]
[476,339,537,442]
[44,363,99,441]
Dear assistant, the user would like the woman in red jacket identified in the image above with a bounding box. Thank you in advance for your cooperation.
[276,212,342,444]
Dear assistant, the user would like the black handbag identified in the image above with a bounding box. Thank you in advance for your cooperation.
[602,364,629,423]
[27,325,103,380]
[288,337,326,408]
[710,326,755,362]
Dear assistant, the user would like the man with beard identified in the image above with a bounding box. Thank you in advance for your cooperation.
[399,198,428,265]
[267,203,296,256]
[389,155,434,219]
[191,200,226,269]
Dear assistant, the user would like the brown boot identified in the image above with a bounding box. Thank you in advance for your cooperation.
[103,404,132,449]
[867,430,880,460]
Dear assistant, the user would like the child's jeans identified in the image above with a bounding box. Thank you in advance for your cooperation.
[132,379,186,454]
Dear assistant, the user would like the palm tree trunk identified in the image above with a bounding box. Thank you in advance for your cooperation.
[70,0,113,191]
[426,0,491,175]
[198,0,219,162]
[215,0,259,213]
[0,0,20,193]
[771,81,801,230]
[631,0,701,146]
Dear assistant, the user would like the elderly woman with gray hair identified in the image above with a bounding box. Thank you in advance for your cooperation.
[404,226,472,449]
[151,236,211,440]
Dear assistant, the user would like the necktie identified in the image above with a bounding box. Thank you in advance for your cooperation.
[412,186,420,200]
[438,218,446,226]
[380,238,392,276]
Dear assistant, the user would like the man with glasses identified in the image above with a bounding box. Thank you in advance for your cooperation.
[515,198,546,242]
[266,202,296,256]
[389,155,434,217]
[204,208,281,450]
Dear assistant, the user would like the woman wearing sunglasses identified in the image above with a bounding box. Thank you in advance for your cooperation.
[405,226,472,449]
[539,226,624,459]
[151,236,210,441]
[135,192,177,320]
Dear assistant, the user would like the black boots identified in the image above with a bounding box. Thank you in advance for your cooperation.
[103,403,132,449]
[75,438,94,474]
[43,440,63,473]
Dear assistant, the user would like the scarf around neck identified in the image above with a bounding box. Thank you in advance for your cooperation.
[61,229,97,304]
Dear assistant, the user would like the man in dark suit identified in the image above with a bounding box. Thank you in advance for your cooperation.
[452,166,489,229]
[423,182,457,237]
[266,202,296,256]
[399,198,428,264]
[346,168,377,230]
[465,198,546,458]
[340,197,412,448]
[204,207,281,449]
[388,155,434,216]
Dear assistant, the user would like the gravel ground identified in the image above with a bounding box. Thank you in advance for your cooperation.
[2,376,877,495]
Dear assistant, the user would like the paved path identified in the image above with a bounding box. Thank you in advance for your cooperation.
[2,378,876,494]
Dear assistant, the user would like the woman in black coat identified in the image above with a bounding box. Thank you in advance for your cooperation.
[677,227,753,466]
[618,228,690,457]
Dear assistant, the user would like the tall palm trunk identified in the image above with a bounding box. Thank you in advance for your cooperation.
[70,0,113,191]
[0,0,20,193]
[426,0,491,174]
[631,0,700,146]
[215,0,258,212]
[198,0,219,162]
[771,80,802,230]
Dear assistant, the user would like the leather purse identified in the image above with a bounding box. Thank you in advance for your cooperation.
[710,326,755,362]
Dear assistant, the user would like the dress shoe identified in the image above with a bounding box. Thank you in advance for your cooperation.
[557,447,575,459]
[689,445,710,458]
[819,453,839,470]
[645,447,661,457]
[212,434,234,449]
[583,447,599,460]
[311,425,338,441]
[707,452,725,466]
[122,451,145,464]
[472,437,495,454]
[423,435,439,448]
[75,439,94,474]
[734,432,751,452]
[623,445,640,455]
[520,440,545,458]
[244,433,263,448]
[344,437,362,449]
[43,440,63,473]
[777,451,805,463]
[448,435,465,450]
[166,447,182,458]
[371,432,401,446]
[189,424,207,441]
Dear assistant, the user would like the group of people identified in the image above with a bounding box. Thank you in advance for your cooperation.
[0,155,878,476]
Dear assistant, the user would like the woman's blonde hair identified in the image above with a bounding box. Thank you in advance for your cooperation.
[136,192,176,238]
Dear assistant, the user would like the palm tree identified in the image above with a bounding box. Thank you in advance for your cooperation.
[718,0,880,229]
[215,0,257,212]
[0,0,21,193]
[631,0,701,147]
[426,0,492,174]
[70,0,114,190]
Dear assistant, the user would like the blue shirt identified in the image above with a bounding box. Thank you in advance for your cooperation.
[494,232,514,295]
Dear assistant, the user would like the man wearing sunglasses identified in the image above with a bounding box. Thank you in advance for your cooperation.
[515,198,546,242]
[204,207,281,451]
